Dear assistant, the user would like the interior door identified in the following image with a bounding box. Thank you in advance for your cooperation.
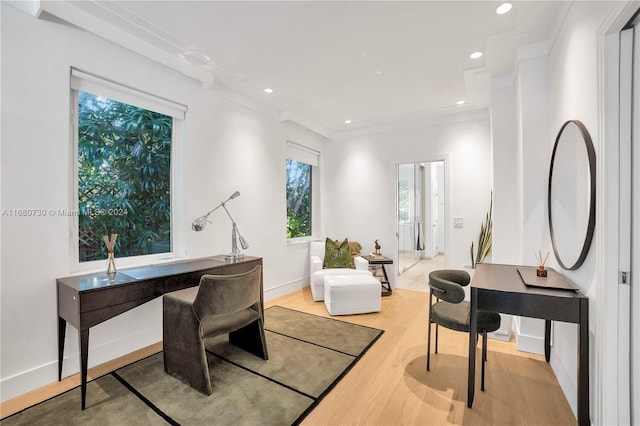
[630,19,639,426]
[397,163,424,273]
[618,20,638,424]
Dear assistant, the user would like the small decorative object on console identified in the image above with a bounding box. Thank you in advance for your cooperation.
[373,239,382,258]
[103,233,118,274]
[534,250,550,277]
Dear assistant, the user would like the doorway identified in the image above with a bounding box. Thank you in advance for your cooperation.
[397,161,445,291]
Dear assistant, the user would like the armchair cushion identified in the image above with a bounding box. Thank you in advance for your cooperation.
[323,238,354,268]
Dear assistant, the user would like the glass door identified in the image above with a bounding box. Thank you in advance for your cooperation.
[397,163,423,273]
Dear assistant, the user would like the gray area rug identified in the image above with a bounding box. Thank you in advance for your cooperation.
[2,306,383,426]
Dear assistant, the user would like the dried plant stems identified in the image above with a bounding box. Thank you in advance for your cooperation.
[103,233,118,274]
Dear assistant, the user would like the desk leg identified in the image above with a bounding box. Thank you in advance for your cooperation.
[79,329,89,410]
[58,317,66,381]
[545,320,551,362]
[467,287,478,408]
[577,299,590,426]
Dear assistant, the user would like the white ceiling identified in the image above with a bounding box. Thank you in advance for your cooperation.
[43,1,571,137]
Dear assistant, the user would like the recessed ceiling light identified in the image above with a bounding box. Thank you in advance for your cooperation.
[345,120,352,124]
[264,88,274,94]
[470,51,483,59]
[496,2,512,15]
[456,100,466,105]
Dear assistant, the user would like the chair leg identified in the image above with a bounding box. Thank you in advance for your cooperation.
[229,318,269,360]
[427,319,432,371]
[435,323,439,354]
[481,329,487,391]
[427,290,433,371]
[163,296,212,395]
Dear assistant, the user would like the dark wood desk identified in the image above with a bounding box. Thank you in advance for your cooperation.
[467,263,589,426]
[56,255,263,409]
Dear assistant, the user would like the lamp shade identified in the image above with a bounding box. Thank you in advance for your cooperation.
[192,216,208,232]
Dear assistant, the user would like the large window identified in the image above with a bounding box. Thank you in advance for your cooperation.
[286,141,319,239]
[71,69,186,263]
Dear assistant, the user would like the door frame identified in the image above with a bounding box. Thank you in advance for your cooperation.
[395,154,451,273]
[598,4,639,424]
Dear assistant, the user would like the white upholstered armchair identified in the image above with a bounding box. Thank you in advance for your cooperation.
[309,240,371,301]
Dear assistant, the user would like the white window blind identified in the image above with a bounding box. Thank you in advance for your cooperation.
[286,141,319,167]
[70,68,187,119]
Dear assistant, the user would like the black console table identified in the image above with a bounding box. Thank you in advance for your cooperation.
[56,255,263,409]
[467,263,589,426]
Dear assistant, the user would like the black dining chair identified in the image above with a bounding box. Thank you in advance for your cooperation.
[426,269,501,391]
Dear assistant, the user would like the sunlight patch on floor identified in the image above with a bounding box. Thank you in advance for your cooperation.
[396,256,444,292]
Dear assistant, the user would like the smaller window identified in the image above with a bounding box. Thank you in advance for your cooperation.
[286,159,312,238]
[285,141,318,240]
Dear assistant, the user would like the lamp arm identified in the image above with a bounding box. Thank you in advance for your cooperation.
[203,194,235,217]
[222,204,249,250]
[221,203,237,225]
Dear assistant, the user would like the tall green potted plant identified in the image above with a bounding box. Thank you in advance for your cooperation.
[470,192,492,269]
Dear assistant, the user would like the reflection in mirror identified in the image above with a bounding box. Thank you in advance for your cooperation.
[548,120,596,270]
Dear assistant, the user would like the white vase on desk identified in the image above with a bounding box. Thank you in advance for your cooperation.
[464,264,513,342]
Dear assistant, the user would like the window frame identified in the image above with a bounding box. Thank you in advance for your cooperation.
[69,69,187,272]
[286,141,319,243]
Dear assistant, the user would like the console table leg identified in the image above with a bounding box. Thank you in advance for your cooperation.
[577,300,590,426]
[467,288,478,408]
[545,320,551,362]
[58,317,66,381]
[79,329,89,410]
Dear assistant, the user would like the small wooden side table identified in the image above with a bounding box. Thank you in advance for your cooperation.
[362,254,393,296]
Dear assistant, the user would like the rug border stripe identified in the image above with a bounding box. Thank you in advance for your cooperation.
[112,371,180,426]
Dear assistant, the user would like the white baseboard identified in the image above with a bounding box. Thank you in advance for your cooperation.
[488,314,512,341]
[0,325,162,403]
[512,316,545,355]
[264,278,306,302]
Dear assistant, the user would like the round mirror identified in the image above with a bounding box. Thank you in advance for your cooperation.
[548,120,596,270]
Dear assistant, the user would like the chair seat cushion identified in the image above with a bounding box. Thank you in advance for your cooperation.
[323,274,381,315]
[432,300,501,333]
[313,268,371,285]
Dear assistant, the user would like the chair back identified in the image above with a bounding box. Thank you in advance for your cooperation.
[193,265,262,320]
[428,270,469,304]
[310,241,325,261]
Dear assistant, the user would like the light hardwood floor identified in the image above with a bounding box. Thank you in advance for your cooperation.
[1,287,576,425]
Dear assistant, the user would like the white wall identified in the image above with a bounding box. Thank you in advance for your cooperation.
[0,4,326,401]
[545,2,612,418]
[322,115,493,287]
[489,1,627,420]
[490,81,522,264]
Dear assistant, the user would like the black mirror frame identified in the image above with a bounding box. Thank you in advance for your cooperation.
[548,119,596,271]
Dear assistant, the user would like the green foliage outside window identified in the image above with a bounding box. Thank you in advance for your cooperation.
[286,159,311,238]
[77,91,172,262]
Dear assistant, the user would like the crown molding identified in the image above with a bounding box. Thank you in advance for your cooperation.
[329,106,490,140]
[35,0,215,87]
